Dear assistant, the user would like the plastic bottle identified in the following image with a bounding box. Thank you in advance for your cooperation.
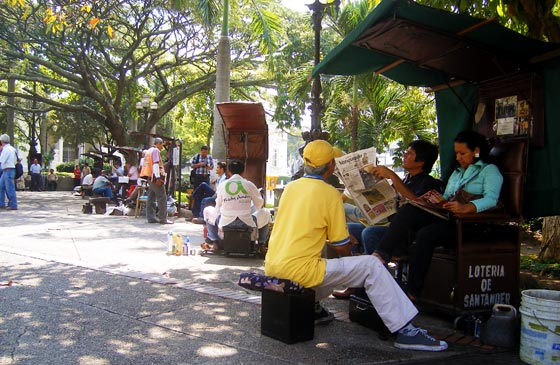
[173,233,183,255]
[183,236,191,256]
[166,231,174,255]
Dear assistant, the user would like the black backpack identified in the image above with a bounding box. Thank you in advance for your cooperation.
[15,162,23,179]
[15,153,23,179]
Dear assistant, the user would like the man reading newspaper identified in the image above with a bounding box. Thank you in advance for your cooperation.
[333,140,442,299]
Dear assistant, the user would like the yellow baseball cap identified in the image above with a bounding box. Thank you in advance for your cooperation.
[333,147,345,158]
[303,140,334,168]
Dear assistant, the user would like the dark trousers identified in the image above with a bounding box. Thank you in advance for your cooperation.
[30,173,42,191]
[191,182,215,217]
[46,181,57,191]
[375,204,455,297]
[147,180,167,223]
[192,174,209,190]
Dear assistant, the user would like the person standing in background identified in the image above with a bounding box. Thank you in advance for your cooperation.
[141,138,172,225]
[81,162,91,182]
[29,158,42,191]
[190,146,213,189]
[73,165,81,187]
[0,134,18,210]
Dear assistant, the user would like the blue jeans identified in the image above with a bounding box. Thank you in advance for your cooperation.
[0,168,17,209]
[207,217,269,243]
[347,223,389,255]
[344,203,364,223]
[200,196,216,217]
[93,186,113,199]
[192,182,215,217]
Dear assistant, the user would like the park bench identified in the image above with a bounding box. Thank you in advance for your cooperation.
[81,185,93,199]
[89,196,111,214]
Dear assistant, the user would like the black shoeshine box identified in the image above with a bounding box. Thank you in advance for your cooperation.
[261,288,314,344]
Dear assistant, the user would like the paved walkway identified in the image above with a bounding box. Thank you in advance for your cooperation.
[0,191,526,364]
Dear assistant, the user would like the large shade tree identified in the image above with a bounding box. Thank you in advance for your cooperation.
[0,0,272,153]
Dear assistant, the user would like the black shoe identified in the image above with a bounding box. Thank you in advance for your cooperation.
[205,237,217,245]
[147,219,158,223]
[314,303,335,325]
[191,217,206,225]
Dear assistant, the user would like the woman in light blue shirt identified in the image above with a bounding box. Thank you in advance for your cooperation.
[373,130,503,300]
[441,132,503,214]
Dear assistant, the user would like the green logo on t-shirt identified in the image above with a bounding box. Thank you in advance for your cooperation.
[225,181,248,196]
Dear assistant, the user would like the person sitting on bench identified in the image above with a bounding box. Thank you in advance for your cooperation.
[264,139,447,352]
[92,169,113,200]
[191,161,227,222]
[46,169,58,191]
[202,159,270,251]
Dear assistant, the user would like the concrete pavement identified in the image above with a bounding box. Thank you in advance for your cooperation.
[0,191,525,364]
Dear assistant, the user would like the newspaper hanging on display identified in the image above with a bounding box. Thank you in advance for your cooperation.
[334,147,397,225]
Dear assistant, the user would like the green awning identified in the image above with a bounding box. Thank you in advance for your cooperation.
[313,0,559,87]
[313,0,560,218]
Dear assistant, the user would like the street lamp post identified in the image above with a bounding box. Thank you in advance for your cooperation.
[306,0,340,142]
[135,94,158,146]
[29,81,39,166]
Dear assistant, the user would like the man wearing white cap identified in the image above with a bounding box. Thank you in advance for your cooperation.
[265,139,447,352]
[0,134,18,210]
[140,138,172,224]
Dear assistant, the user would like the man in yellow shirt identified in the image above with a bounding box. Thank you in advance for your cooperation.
[264,140,447,352]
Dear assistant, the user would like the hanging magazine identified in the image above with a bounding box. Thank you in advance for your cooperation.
[334,147,397,225]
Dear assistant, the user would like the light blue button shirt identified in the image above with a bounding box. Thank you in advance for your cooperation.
[443,160,503,212]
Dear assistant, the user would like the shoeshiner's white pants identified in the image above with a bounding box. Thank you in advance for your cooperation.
[314,255,418,333]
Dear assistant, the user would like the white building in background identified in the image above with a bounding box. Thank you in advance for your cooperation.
[266,124,289,178]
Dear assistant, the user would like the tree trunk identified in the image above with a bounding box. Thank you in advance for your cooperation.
[350,77,358,152]
[7,77,15,143]
[539,216,560,259]
[212,35,231,161]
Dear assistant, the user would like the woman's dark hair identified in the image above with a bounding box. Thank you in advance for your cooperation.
[228,159,245,175]
[408,140,439,173]
[217,161,227,170]
[454,130,490,161]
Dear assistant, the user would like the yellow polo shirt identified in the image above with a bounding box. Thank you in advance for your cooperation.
[264,174,350,288]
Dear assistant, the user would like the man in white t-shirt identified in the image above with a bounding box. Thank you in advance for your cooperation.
[203,159,270,250]
[82,173,94,186]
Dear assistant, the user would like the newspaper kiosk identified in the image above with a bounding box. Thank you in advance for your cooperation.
[312,0,560,315]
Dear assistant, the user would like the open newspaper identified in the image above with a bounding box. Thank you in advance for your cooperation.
[334,147,397,225]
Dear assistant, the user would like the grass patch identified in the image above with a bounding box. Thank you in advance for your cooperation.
[520,255,560,279]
